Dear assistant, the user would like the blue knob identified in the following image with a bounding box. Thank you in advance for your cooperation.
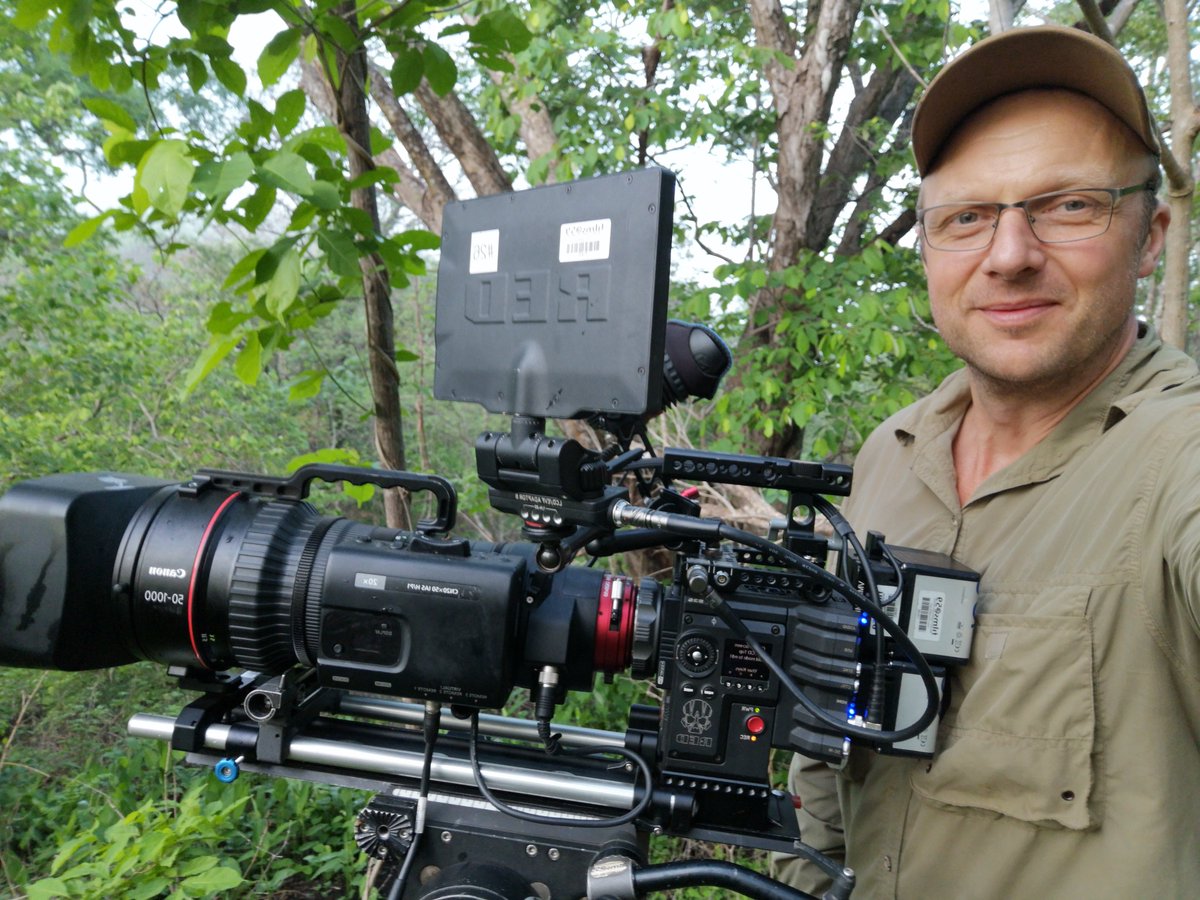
[214,757,241,783]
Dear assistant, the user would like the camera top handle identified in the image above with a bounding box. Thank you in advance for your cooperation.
[192,463,458,535]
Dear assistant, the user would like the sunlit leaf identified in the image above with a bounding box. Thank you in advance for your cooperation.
[192,152,254,198]
[133,140,194,217]
[258,28,300,86]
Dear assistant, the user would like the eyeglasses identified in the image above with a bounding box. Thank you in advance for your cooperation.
[917,182,1155,252]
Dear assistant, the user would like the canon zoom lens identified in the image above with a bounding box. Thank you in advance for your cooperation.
[109,480,660,707]
[113,482,337,673]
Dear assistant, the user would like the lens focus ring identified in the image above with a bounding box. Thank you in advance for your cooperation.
[225,501,323,672]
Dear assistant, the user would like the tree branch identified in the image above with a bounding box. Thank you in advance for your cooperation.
[414,81,512,196]
[368,64,458,208]
[811,57,917,246]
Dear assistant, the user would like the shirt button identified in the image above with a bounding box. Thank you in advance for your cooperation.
[883,855,893,872]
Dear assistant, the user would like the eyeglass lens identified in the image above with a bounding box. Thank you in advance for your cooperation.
[921,189,1117,250]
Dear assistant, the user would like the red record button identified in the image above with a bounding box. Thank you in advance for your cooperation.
[745,714,766,735]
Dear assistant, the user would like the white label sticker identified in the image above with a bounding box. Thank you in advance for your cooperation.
[469,229,500,274]
[559,218,612,263]
[915,589,945,639]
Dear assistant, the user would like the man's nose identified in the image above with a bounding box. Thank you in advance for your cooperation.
[982,206,1045,277]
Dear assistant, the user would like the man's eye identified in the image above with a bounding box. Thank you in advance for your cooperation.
[1041,193,1104,216]
[952,210,981,226]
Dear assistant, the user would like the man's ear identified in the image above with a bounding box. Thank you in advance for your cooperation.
[1138,200,1171,278]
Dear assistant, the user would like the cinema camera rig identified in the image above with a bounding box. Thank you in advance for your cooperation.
[0,171,979,899]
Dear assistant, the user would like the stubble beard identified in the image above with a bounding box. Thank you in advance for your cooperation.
[943,259,1142,405]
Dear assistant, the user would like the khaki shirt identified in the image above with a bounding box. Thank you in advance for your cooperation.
[774,328,1200,898]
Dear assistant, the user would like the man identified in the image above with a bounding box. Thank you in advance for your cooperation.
[773,25,1198,899]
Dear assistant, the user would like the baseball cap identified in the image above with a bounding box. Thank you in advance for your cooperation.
[912,25,1160,176]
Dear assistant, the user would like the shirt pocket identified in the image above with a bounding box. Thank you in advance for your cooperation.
[909,609,1096,830]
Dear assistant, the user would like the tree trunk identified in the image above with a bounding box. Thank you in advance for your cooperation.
[1157,0,1198,350]
[333,1,411,528]
[742,0,863,459]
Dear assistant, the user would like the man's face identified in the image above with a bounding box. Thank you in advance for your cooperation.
[919,90,1168,395]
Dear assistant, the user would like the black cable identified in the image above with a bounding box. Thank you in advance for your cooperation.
[615,502,941,743]
[632,859,824,900]
[708,519,941,743]
[606,447,654,474]
[386,701,441,900]
[386,831,421,900]
[467,712,654,828]
[814,498,887,726]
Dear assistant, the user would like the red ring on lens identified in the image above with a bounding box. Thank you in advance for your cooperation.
[593,574,636,674]
[186,491,241,667]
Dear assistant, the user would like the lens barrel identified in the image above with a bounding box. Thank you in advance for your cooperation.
[114,486,341,672]
[2,472,662,710]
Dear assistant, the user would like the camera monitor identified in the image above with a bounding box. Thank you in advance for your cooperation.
[434,169,675,419]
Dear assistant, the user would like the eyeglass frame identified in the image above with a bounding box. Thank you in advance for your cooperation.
[916,181,1157,252]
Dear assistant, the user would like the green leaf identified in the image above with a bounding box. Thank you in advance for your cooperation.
[265,249,302,319]
[288,447,364,471]
[275,90,306,137]
[317,230,361,279]
[390,50,423,95]
[245,99,274,140]
[184,54,208,91]
[208,299,254,336]
[258,152,314,194]
[343,482,375,507]
[289,369,325,402]
[192,152,254,199]
[127,877,172,900]
[212,56,247,96]
[109,62,133,93]
[347,168,399,191]
[308,180,341,210]
[470,8,532,53]
[393,229,440,251]
[258,28,300,87]
[395,347,419,362]
[83,97,137,132]
[185,336,240,394]
[25,878,70,900]
[315,13,357,52]
[101,125,147,166]
[238,184,277,231]
[232,333,261,386]
[133,140,194,217]
[255,237,299,283]
[223,249,267,290]
[369,125,392,156]
[289,125,345,153]
[63,211,114,247]
[422,44,457,95]
[12,0,51,28]
[180,864,243,894]
[195,35,235,57]
[178,855,220,878]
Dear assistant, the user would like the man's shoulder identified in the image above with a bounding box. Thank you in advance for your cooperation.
[858,369,969,456]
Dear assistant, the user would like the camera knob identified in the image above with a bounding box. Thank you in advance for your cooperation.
[686,564,710,596]
[677,633,718,678]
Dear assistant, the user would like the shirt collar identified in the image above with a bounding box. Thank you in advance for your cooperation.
[889,323,1198,507]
